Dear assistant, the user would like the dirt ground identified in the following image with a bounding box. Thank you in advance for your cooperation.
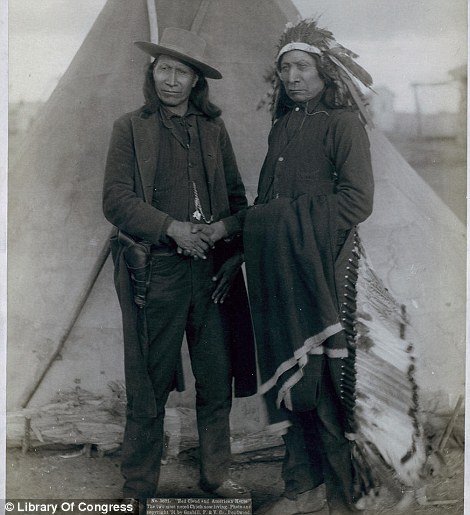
[5,135,467,514]
[5,441,465,514]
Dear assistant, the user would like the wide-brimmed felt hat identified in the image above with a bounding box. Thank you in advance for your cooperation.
[135,27,222,79]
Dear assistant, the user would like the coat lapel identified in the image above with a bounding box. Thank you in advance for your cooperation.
[197,117,220,191]
[131,113,160,204]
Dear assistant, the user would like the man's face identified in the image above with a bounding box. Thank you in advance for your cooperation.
[153,55,198,114]
[278,50,324,104]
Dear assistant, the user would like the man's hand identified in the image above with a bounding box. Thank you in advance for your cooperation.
[192,220,228,248]
[167,221,212,259]
[212,252,244,304]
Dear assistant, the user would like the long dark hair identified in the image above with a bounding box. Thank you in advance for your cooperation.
[273,53,354,121]
[142,58,222,118]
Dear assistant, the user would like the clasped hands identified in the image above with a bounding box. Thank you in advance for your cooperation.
[166,220,228,260]
[166,220,242,304]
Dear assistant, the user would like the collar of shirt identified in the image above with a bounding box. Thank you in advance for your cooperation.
[159,103,202,130]
[285,89,325,113]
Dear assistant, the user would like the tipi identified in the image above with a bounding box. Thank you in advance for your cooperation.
[7,0,465,463]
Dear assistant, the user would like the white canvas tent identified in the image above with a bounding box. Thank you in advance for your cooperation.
[7,0,465,449]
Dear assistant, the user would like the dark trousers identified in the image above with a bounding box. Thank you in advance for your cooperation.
[281,356,354,509]
[121,253,232,499]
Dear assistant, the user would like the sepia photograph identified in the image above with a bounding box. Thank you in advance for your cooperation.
[4,1,467,514]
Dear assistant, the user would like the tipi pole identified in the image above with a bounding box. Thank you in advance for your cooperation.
[190,0,211,33]
[19,233,113,409]
[437,394,464,452]
[146,0,159,43]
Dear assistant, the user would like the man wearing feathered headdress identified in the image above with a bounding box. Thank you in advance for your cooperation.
[244,18,375,515]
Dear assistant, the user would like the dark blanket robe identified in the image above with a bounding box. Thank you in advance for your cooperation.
[244,194,356,426]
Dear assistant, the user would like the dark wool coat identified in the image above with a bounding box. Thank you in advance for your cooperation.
[103,108,247,242]
[103,107,257,417]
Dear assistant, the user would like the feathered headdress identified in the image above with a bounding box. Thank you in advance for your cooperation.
[260,17,374,124]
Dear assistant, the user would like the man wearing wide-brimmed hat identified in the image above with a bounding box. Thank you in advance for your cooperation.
[103,27,256,503]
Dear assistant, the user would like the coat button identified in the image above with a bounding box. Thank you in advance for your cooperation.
[278,156,284,162]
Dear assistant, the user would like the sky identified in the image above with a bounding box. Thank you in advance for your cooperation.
[8,0,468,112]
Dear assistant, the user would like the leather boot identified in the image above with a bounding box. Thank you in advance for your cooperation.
[255,485,326,515]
